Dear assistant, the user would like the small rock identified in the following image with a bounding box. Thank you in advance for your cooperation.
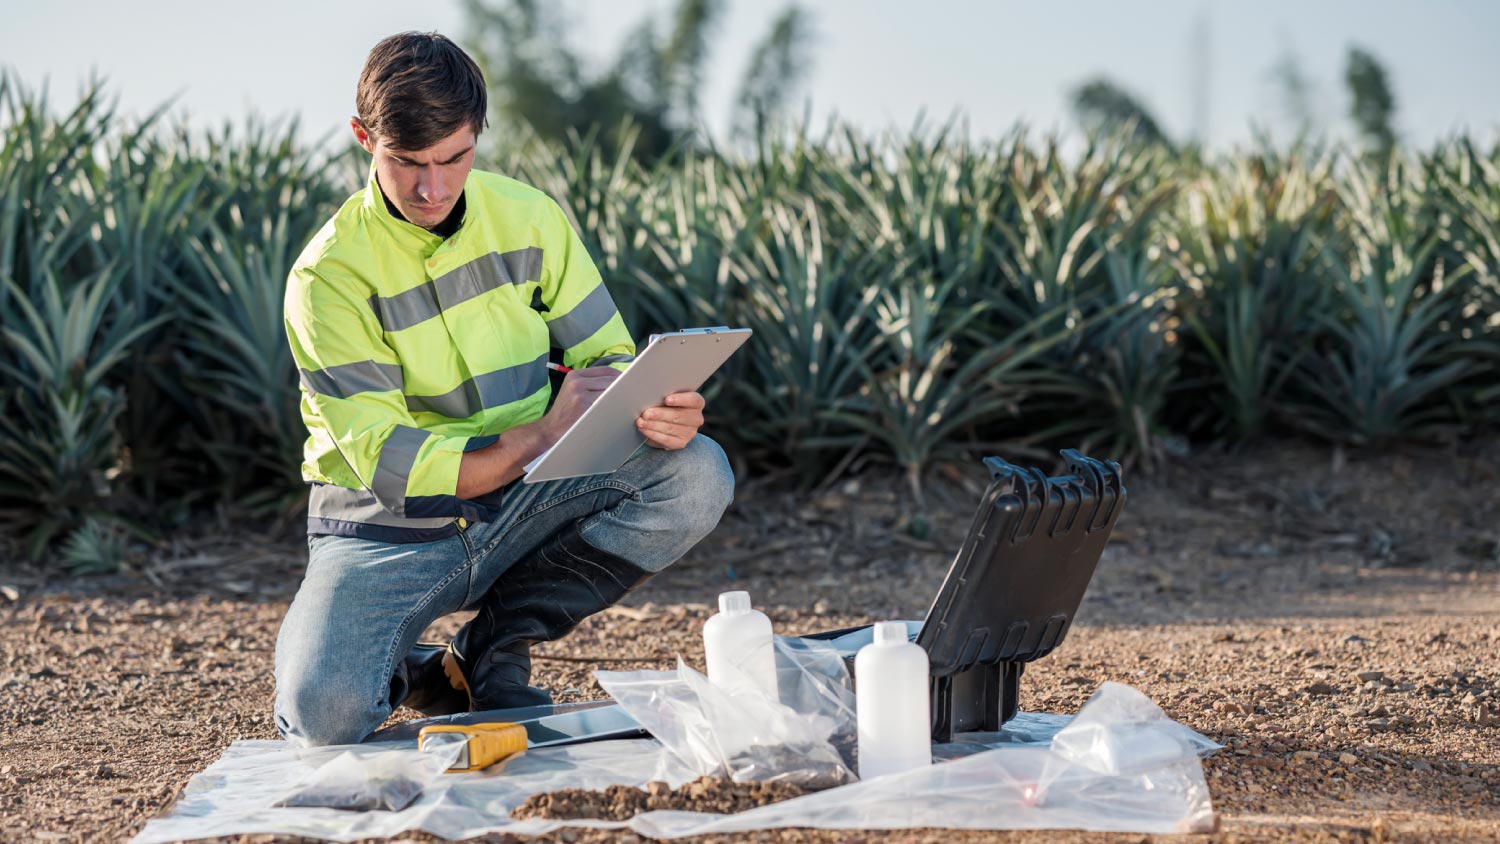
[1338,752,1358,765]
[1411,760,1433,772]
[1355,670,1385,683]
[814,493,845,512]
[1306,681,1338,696]
[1367,718,1394,732]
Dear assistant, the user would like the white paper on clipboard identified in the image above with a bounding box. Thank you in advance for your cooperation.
[522,326,751,483]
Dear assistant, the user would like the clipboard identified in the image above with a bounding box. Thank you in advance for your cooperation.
[522,326,752,483]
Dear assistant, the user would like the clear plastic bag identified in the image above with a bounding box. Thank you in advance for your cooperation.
[1048,681,1221,774]
[272,741,463,812]
[595,635,856,788]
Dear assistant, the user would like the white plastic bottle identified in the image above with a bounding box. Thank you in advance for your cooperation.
[702,591,779,700]
[855,621,932,779]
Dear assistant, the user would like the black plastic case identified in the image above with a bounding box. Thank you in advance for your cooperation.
[803,449,1125,742]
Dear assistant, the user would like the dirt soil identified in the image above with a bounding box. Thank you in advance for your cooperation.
[512,777,810,821]
[2,439,1498,844]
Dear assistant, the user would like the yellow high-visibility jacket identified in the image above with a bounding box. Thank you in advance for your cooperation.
[284,165,634,541]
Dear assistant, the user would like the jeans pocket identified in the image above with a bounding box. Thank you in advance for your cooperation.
[517,480,636,524]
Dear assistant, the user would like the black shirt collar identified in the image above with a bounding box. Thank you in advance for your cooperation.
[376,175,466,239]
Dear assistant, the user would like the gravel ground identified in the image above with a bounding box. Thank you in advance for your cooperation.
[1,439,1498,843]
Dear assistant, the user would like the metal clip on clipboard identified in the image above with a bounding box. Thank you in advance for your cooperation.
[646,326,732,347]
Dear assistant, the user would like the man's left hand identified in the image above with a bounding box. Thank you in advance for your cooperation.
[637,392,705,450]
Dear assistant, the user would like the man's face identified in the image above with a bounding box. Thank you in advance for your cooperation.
[351,118,476,231]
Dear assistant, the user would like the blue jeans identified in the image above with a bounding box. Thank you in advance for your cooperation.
[273,435,734,746]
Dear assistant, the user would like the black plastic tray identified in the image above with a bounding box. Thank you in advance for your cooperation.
[802,449,1125,742]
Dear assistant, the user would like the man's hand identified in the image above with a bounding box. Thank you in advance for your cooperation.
[543,366,622,442]
[456,366,620,498]
[637,391,705,450]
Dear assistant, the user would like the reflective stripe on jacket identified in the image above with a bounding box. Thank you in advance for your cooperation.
[284,165,635,541]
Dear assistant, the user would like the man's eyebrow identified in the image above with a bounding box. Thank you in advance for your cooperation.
[390,146,473,165]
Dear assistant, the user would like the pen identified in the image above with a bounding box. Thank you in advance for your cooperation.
[545,362,572,374]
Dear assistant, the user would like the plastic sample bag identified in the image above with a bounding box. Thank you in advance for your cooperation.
[595,635,857,788]
[1049,679,1221,775]
[272,742,461,812]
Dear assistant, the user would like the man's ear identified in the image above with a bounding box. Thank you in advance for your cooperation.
[350,117,376,154]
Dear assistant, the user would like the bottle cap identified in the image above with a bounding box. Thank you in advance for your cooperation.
[873,620,908,645]
[718,591,751,614]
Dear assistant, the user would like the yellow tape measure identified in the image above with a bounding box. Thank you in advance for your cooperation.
[418,722,528,772]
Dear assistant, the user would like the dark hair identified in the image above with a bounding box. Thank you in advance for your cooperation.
[356,32,488,151]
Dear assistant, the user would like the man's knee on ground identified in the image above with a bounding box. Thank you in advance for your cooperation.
[275,667,383,747]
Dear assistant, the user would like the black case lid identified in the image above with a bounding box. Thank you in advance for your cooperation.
[916,449,1125,677]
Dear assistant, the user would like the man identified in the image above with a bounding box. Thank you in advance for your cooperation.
[274,31,734,746]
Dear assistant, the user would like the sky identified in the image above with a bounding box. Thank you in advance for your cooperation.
[3,0,1499,152]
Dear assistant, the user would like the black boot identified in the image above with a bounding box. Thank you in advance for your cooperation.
[449,521,653,712]
[392,642,469,717]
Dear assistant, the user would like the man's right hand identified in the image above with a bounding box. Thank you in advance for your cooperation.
[541,366,621,444]
[456,365,621,498]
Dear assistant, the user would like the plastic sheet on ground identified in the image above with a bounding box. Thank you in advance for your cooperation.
[130,682,1219,843]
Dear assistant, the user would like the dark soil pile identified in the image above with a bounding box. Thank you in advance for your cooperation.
[512,776,809,821]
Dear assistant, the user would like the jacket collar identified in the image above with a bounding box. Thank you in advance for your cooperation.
[361,160,475,252]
